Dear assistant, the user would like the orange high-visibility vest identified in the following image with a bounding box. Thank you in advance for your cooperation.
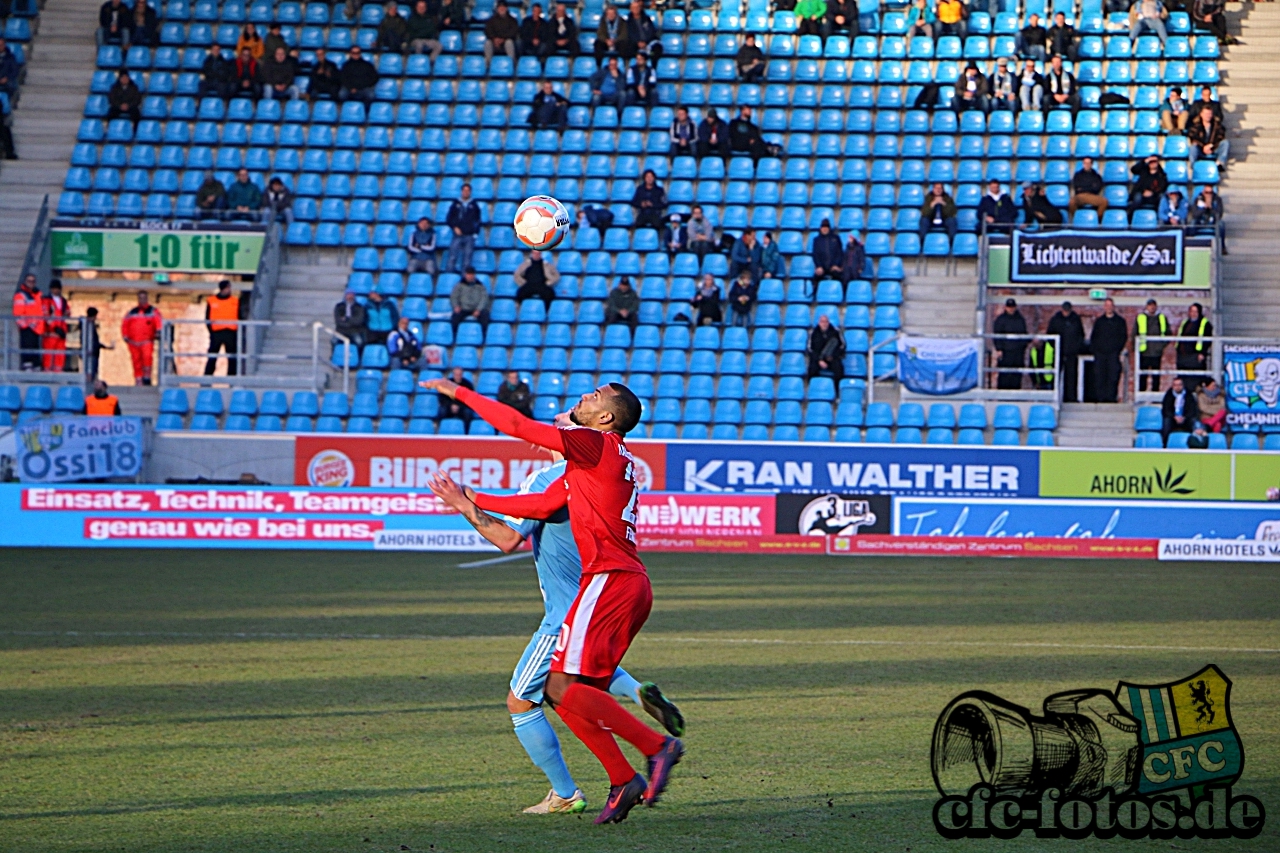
[85,394,119,416]
[41,294,70,335]
[12,288,43,333]
[122,305,162,344]
[206,293,240,331]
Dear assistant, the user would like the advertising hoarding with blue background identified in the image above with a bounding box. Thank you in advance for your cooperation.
[1223,343,1280,429]
[17,417,144,483]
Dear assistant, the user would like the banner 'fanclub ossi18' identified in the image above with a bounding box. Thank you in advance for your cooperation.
[1011,230,1184,284]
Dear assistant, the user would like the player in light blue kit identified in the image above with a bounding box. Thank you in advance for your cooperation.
[430,459,684,815]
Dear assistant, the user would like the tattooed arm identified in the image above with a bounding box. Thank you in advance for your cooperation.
[428,473,526,554]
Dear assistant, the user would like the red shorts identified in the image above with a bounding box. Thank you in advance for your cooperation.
[551,570,652,679]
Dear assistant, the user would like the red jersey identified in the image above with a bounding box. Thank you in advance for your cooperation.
[458,388,645,575]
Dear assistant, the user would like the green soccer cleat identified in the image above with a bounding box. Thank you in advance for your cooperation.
[639,681,686,737]
[523,788,587,814]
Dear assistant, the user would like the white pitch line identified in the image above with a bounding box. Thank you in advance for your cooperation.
[0,631,1277,654]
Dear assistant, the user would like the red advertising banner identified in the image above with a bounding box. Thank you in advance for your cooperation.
[294,435,668,491]
[82,516,384,542]
[827,534,1160,559]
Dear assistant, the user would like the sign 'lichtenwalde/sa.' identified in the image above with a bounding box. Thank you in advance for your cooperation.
[1011,230,1184,284]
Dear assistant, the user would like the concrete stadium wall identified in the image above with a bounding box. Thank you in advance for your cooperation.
[147,433,296,485]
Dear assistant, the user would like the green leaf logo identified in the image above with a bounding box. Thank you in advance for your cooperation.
[1154,465,1195,495]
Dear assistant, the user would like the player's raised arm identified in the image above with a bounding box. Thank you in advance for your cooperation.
[473,476,568,520]
[421,378,565,452]
[428,472,526,554]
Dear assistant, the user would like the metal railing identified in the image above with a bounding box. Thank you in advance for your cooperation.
[1130,335,1269,406]
[245,222,282,375]
[19,194,52,291]
[869,332,1061,408]
[0,314,91,385]
[158,318,343,392]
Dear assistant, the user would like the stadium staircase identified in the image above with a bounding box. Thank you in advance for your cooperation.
[901,257,979,336]
[0,0,97,276]
[1056,402,1134,448]
[1217,1,1280,337]
[260,248,352,367]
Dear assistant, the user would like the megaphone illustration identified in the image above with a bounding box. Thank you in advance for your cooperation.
[932,689,1141,798]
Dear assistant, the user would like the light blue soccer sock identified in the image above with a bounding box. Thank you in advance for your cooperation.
[608,668,644,706]
[511,708,578,799]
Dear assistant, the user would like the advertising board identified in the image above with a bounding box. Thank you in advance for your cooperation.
[50,221,264,274]
[1039,449,1233,501]
[16,416,144,483]
[1223,343,1280,429]
[1010,229,1184,284]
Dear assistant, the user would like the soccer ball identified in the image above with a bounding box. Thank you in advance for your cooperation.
[514,195,571,251]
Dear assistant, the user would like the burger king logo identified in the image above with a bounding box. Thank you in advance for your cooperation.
[308,450,355,487]
[632,456,654,491]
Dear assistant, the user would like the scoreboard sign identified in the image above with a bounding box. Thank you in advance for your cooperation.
[50,220,264,274]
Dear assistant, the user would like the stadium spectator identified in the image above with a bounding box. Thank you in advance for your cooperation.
[841,232,866,283]
[1187,423,1210,448]
[760,231,781,278]
[1161,377,1199,444]
[84,380,121,416]
[936,0,966,39]
[977,181,1017,232]
[807,314,845,383]
[1043,55,1079,114]
[827,0,859,37]
[203,279,241,376]
[372,1,408,53]
[339,47,379,104]
[1028,336,1055,390]
[436,367,475,425]
[1195,85,1223,121]
[1176,302,1212,390]
[529,79,568,130]
[1187,106,1229,168]
[669,106,696,158]
[233,47,260,100]
[39,279,70,373]
[589,55,624,111]
[630,169,666,230]
[259,47,299,100]
[1068,157,1107,217]
[729,106,771,161]
[97,0,132,48]
[439,0,468,34]
[484,2,519,62]
[1018,14,1048,60]
[1135,298,1170,392]
[795,0,828,39]
[686,206,716,258]
[236,23,264,60]
[1196,377,1227,432]
[625,52,657,108]
[364,290,399,347]
[446,183,481,272]
[1047,12,1077,59]
[387,317,423,369]
[334,290,368,347]
[497,369,533,417]
[992,298,1029,390]
[1160,86,1189,132]
[1129,156,1169,212]
[1047,301,1086,402]
[408,217,438,274]
[697,109,731,160]
[199,49,233,99]
[307,48,341,100]
[692,275,723,326]
[624,0,661,60]
[0,39,20,100]
[905,0,934,39]
[728,271,757,327]
[12,274,42,371]
[811,219,843,280]
[225,168,262,222]
[1159,189,1188,225]
[729,227,762,281]
[1022,182,1063,226]
[408,0,443,59]
[1194,0,1234,44]
[195,170,226,219]
[131,0,159,48]
[661,213,687,255]
[1017,58,1044,113]
[519,4,552,59]
[548,3,579,57]
[83,307,112,380]
[261,176,293,225]
[989,58,1018,114]
[1129,0,1168,45]
[954,63,989,114]
[122,290,162,385]
[736,34,765,82]
[514,249,560,310]
[1090,298,1128,402]
[106,71,142,126]
[263,21,287,58]
[593,6,631,63]
[606,276,640,330]
[1190,186,1225,250]
[450,267,491,334]
[919,182,959,243]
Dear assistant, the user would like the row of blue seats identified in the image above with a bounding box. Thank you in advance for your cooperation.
[0,386,84,415]
[1133,406,1280,435]
[1134,432,1280,450]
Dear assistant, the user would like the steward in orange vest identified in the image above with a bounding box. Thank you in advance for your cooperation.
[121,290,163,386]
[204,279,242,377]
[40,279,72,373]
[12,274,44,371]
[84,380,121,416]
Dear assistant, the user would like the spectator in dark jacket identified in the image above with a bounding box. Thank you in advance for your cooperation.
[1187,106,1229,168]
[1160,377,1199,445]
[97,0,133,47]
[692,274,723,326]
[261,176,294,225]
[736,33,765,82]
[954,63,989,114]
[436,367,475,424]
[376,1,410,52]
[729,106,771,161]
[918,182,958,242]
[696,109,731,160]
[760,231,781,278]
[1068,156,1107,217]
[198,49,233,99]
[630,169,666,230]
[449,268,491,334]
[225,168,262,221]
[548,3,580,57]
[1018,13,1048,59]
[497,370,534,417]
[529,79,569,130]
[445,184,482,272]
[1047,301,1086,401]
[1194,0,1233,44]
[593,6,632,63]
[338,46,379,103]
[807,314,845,383]
[1090,298,1128,402]
[1194,84,1223,122]
[196,170,226,219]
[661,213,687,255]
[992,298,1029,389]
[811,219,843,280]
[669,106,696,158]
[106,71,142,125]
[624,52,657,108]
[606,276,640,330]
[976,181,1017,232]
[484,2,520,62]
[729,227,763,281]
[1190,185,1225,250]
[827,0,859,35]
[307,48,341,100]
[408,216,438,273]
[514,249,561,310]
[520,4,553,59]
[840,232,866,283]
[1047,11,1078,59]
[1043,55,1079,114]
[589,55,625,110]
[1022,182,1064,226]
[624,0,661,59]
[130,0,159,48]
[408,0,443,58]
[334,291,368,346]
[439,0,468,33]
[1128,156,1169,212]
[233,47,260,99]
[728,271,758,327]
[258,47,299,100]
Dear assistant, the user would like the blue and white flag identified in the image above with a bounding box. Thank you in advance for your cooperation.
[897,337,981,396]
[17,416,144,482]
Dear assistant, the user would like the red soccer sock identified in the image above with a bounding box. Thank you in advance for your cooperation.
[561,682,667,758]
[553,703,636,787]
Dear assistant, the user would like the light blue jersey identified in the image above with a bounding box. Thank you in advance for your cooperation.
[502,460,581,635]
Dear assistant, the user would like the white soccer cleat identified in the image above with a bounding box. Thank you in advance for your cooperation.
[522,788,587,814]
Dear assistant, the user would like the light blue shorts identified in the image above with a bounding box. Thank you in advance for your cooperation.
[510,631,560,704]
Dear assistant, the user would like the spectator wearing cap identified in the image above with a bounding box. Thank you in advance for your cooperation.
[696,109,731,160]
[1068,156,1107,218]
[661,213,687,255]
[811,219,843,281]
[977,181,1017,233]
[1022,182,1063,227]
[606,276,640,331]
[989,58,1018,114]
[730,227,763,281]
[196,170,227,219]
[484,2,520,63]
[954,62,989,114]
[919,183,959,244]
[263,21,287,58]
[1046,301,1085,401]
[992,298,1029,390]
[450,267,491,335]
[1128,156,1168,212]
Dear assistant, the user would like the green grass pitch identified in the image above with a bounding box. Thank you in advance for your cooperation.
[1,548,1277,852]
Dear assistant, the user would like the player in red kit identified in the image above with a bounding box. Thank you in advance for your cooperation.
[422,378,682,824]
